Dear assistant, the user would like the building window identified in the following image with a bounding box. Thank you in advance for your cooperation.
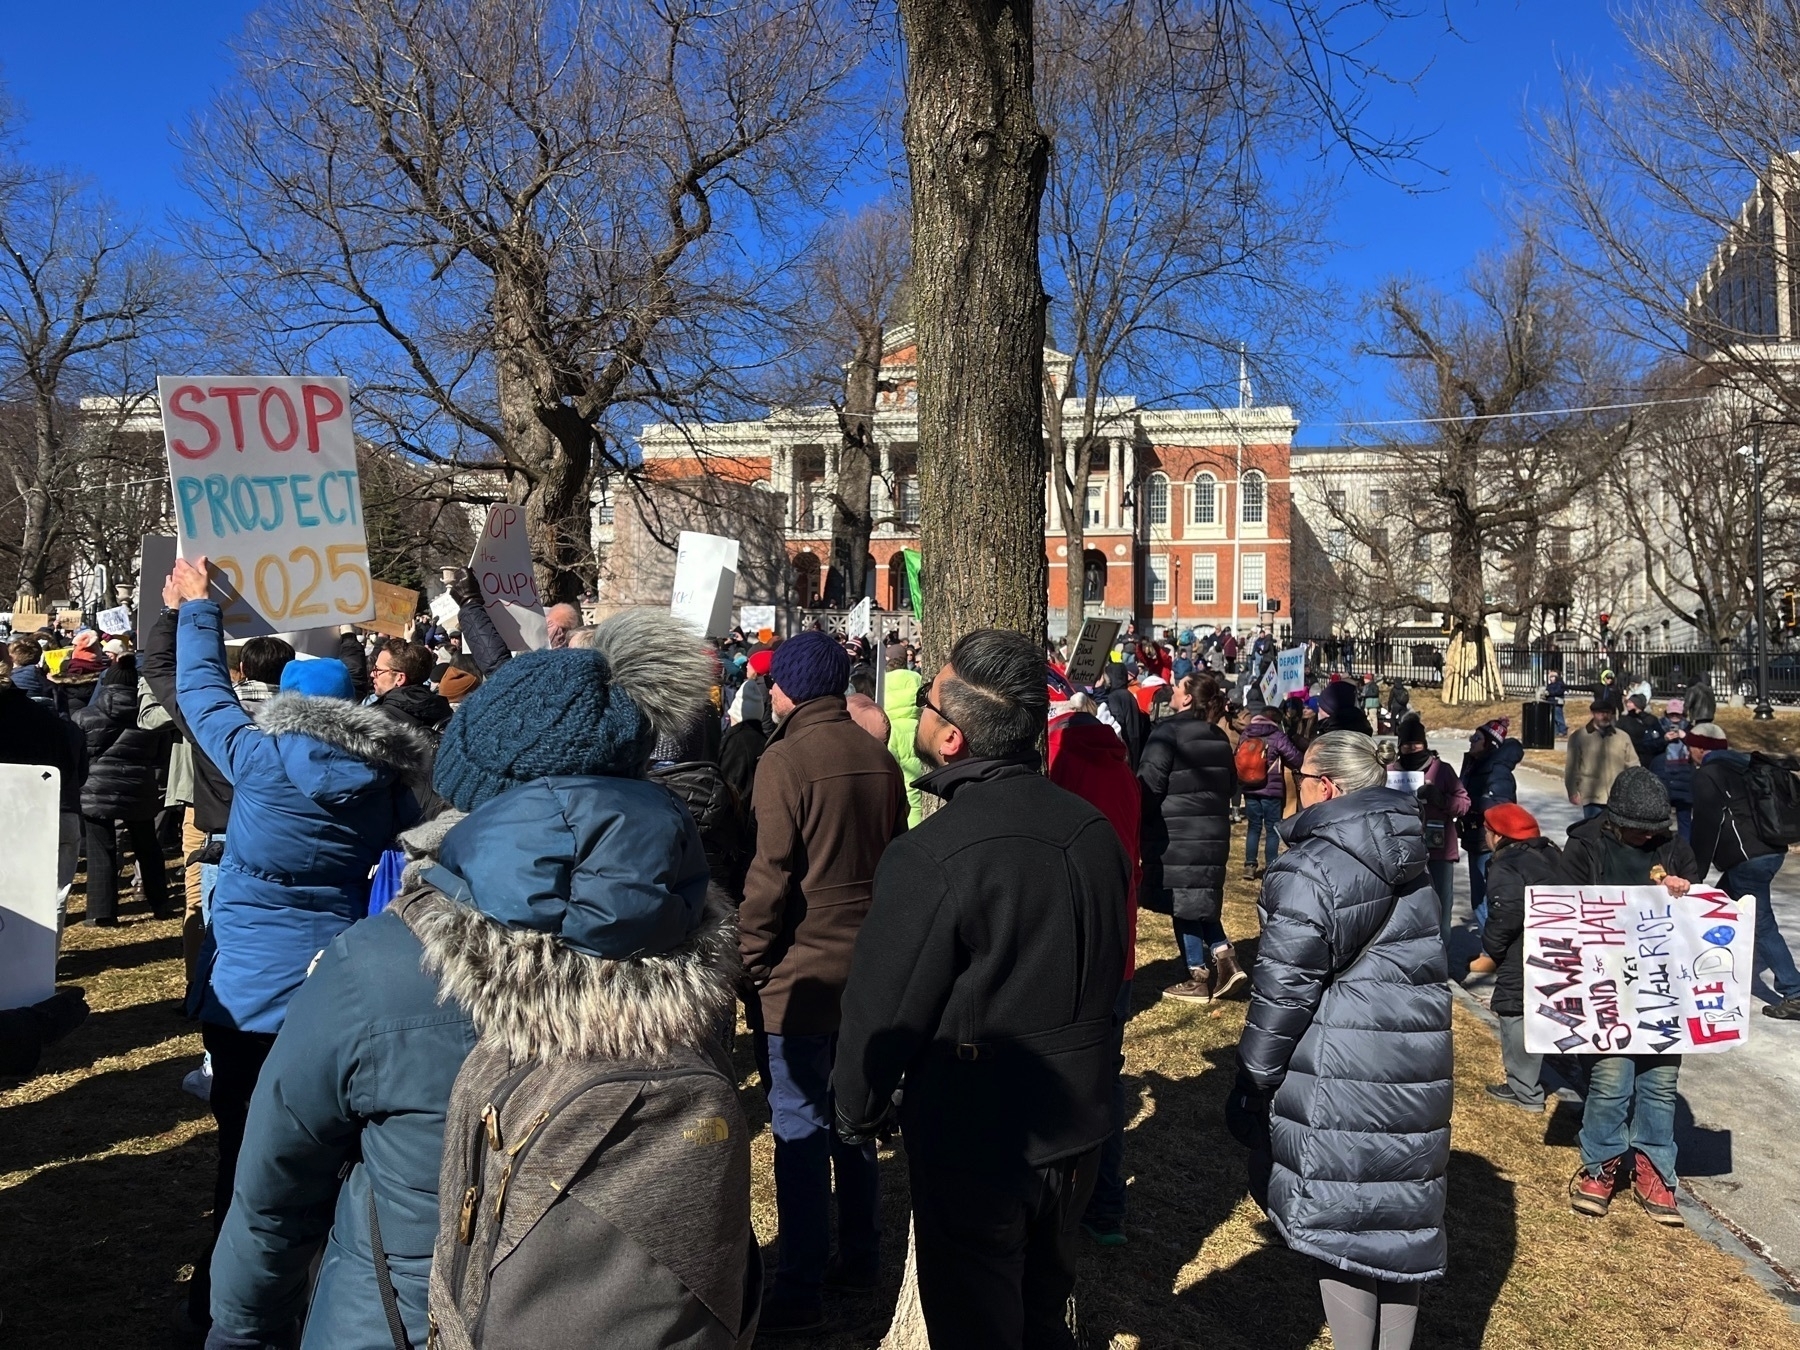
[1413,580,1435,625]
[1371,527,1389,560]
[1085,480,1104,527]
[1082,549,1107,602]
[1413,533,1431,562]
[1191,553,1217,604]
[1326,488,1346,515]
[1146,554,1168,605]
[1548,527,1572,563]
[1241,553,1265,606]
[900,478,920,527]
[596,484,614,525]
[1241,470,1266,525]
[1369,488,1390,515]
[1192,473,1217,525]
[1146,472,1169,526]
[1328,528,1348,560]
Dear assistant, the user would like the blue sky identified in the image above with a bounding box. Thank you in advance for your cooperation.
[1,1,1635,441]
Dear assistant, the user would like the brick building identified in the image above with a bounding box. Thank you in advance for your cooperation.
[633,326,1296,637]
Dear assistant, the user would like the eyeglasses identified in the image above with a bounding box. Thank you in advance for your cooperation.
[915,683,956,727]
[1295,770,1331,784]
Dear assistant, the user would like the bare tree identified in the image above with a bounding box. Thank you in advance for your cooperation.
[1332,241,1630,700]
[186,0,868,604]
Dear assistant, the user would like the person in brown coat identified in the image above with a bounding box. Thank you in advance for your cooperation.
[741,629,908,1333]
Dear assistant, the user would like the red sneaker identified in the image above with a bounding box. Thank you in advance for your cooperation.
[1569,1156,1625,1217]
[1631,1155,1684,1227]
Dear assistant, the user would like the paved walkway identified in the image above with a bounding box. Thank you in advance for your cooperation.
[1428,733,1800,1281]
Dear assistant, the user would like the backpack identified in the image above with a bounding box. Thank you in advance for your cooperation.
[1235,734,1271,788]
[1744,752,1800,849]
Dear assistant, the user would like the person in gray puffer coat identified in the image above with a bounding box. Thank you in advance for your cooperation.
[1230,730,1450,1350]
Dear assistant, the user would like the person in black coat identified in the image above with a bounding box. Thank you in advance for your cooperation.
[1231,730,1449,1350]
[1138,675,1241,1002]
[1467,803,1563,1111]
[1,648,87,936]
[1101,661,1150,769]
[73,658,173,925]
[834,629,1127,1350]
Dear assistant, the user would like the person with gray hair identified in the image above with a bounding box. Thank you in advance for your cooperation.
[1229,729,1451,1350]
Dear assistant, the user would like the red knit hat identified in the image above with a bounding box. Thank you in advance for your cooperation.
[747,649,774,677]
[1485,802,1539,841]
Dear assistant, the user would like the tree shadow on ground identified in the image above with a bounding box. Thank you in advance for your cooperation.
[0,1051,210,1177]
[56,930,184,982]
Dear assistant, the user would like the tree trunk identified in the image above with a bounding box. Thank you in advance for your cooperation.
[899,0,1050,668]
[831,325,883,606]
[16,397,60,601]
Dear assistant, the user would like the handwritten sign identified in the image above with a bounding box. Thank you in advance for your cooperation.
[469,504,547,652]
[97,606,132,636]
[1276,645,1307,699]
[670,531,740,638]
[361,581,420,638]
[1523,885,1757,1055]
[1260,662,1280,708]
[0,764,60,1011]
[846,596,873,640]
[1065,617,1122,687]
[158,375,373,636]
[740,604,776,636]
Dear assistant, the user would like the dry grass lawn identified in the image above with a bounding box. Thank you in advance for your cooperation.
[4,841,1796,1348]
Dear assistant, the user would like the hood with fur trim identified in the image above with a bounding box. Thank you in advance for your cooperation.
[585,606,718,746]
[255,692,436,804]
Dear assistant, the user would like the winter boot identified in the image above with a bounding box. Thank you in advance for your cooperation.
[1210,943,1248,999]
[1570,1155,1626,1217]
[1631,1154,1683,1226]
[1165,968,1214,1003]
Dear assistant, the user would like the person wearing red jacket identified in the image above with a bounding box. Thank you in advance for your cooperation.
[1050,703,1142,1246]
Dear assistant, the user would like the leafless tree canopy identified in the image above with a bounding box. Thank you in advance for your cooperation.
[185,0,870,602]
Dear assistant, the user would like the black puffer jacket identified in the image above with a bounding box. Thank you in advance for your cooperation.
[1137,709,1234,921]
[651,760,751,899]
[1237,786,1451,1284]
[1480,835,1565,1017]
[73,664,167,822]
[141,606,231,834]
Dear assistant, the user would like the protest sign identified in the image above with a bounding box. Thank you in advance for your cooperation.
[136,535,178,648]
[739,604,776,636]
[1386,769,1424,794]
[1276,646,1307,698]
[670,531,740,638]
[56,608,83,632]
[1259,662,1280,708]
[97,606,132,636]
[0,764,60,1011]
[158,375,373,637]
[847,596,873,640]
[1522,885,1757,1055]
[11,605,47,635]
[1064,617,1122,687]
[469,504,548,652]
[428,592,461,625]
[361,581,420,638]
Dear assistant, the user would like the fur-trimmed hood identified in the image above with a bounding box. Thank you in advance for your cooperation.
[255,692,436,804]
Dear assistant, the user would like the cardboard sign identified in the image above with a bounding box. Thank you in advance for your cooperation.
[469,504,548,652]
[670,531,740,638]
[56,608,83,631]
[97,606,133,636]
[362,581,420,638]
[136,535,178,649]
[11,607,47,635]
[159,375,374,637]
[1523,885,1757,1055]
[847,596,873,640]
[740,604,776,635]
[0,764,61,1011]
[1276,646,1308,698]
[1065,617,1122,687]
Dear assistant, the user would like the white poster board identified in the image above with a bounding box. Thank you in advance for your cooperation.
[136,534,179,650]
[670,531,740,639]
[469,504,548,652]
[159,376,374,637]
[429,592,461,625]
[96,605,132,636]
[1259,663,1280,708]
[740,604,777,636]
[0,764,61,1011]
[846,596,873,640]
[1386,769,1425,793]
[1523,885,1757,1055]
[1065,617,1123,687]
[1276,645,1308,699]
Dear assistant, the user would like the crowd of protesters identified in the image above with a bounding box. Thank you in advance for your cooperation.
[6,592,1800,1350]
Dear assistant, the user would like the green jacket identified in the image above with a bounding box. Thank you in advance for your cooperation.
[884,667,927,827]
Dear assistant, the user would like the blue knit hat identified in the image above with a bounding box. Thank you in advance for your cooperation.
[770,630,850,705]
[278,657,354,700]
[433,648,652,813]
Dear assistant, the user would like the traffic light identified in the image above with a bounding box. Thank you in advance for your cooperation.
[1598,611,1611,642]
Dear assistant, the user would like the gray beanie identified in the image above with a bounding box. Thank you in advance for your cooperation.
[1606,766,1673,833]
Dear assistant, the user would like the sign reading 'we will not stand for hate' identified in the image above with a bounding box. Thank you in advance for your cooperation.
[159,376,374,637]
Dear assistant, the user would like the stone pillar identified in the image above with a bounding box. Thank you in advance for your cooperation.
[1122,438,1137,535]
[876,441,892,530]
[1108,439,1122,530]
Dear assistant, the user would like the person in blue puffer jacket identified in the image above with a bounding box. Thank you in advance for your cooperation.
[165,558,436,1337]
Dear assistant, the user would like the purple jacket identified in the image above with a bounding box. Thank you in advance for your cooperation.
[1241,714,1304,799]
[1410,754,1471,862]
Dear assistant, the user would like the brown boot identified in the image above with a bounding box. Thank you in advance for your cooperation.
[1211,943,1248,998]
[1165,967,1214,1002]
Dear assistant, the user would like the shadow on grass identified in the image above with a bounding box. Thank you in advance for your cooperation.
[57,930,185,983]
[0,1052,210,1177]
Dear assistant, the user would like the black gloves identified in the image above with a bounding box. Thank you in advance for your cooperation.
[1224,1065,1272,1150]
[448,568,483,610]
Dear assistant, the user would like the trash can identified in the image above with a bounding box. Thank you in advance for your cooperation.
[1521,701,1556,750]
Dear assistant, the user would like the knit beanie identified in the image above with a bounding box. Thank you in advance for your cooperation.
[770,630,850,706]
[1485,802,1539,842]
[278,657,355,700]
[1606,766,1673,833]
[1319,680,1359,721]
[438,665,481,704]
[1397,712,1427,746]
[1687,722,1728,753]
[1480,717,1511,743]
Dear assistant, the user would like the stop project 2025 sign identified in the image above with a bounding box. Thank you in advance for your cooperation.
[158,376,374,637]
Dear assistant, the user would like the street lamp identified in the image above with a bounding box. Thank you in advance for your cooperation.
[1737,423,1775,720]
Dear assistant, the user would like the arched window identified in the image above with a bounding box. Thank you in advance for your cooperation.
[793,551,821,608]
[1082,549,1108,603]
[1241,469,1266,525]
[1192,472,1217,526]
[1145,472,1169,526]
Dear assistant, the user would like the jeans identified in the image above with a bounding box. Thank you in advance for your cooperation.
[910,1149,1098,1350]
[1721,851,1800,1000]
[1467,849,1491,932]
[1244,796,1282,869]
[1552,705,1567,737]
[754,1029,880,1295]
[1426,859,1456,943]
[1496,1014,1545,1108]
[1579,1054,1681,1184]
[81,815,171,924]
[1172,915,1229,970]
[1084,979,1134,1227]
[190,1021,278,1324]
